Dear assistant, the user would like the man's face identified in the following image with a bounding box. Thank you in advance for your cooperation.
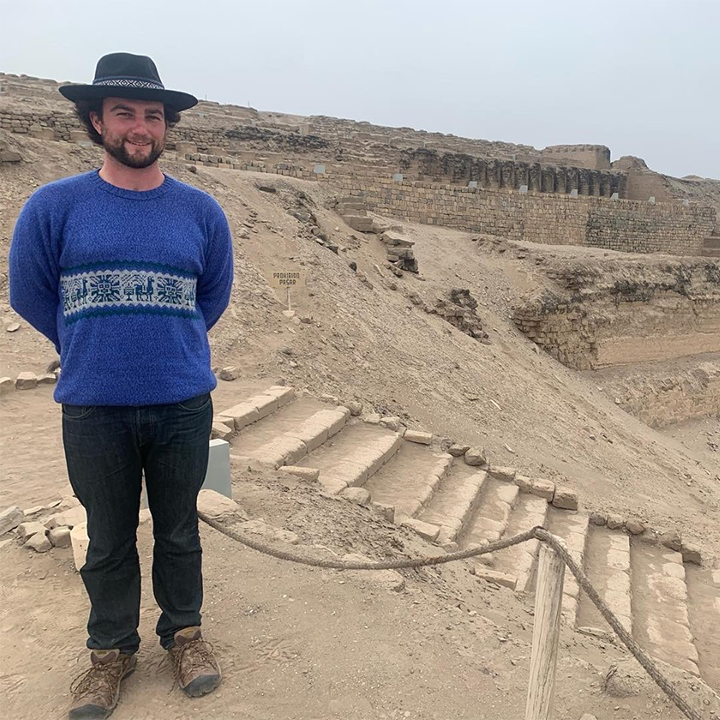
[91,97,167,169]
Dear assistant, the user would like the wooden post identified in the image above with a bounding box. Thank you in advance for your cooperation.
[525,543,566,720]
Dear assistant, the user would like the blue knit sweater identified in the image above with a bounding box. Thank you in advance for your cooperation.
[9,170,233,406]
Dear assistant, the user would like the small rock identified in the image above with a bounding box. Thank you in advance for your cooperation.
[603,660,648,698]
[363,413,382,425]
[680,542,702,565]
[238,519,299,545]
[6,322,20,332]
[660,531,682,552]
[489,466,516,482]
[340,487,372,505]
[342,552,405,592]
[71,522,89,571]
[26,532,52,553]
[401,517,441,542]
[580,714,598,720]
[44,505,86,530]
[197,489,246,521]
[48,526,71,548]
[346,401,363,416]
[0,377,14,394]
[448,444,470,457]
[473,567,517,590]
[552,487,578,511]
[625,519,646,535]
[280,466,320,482]
[282,310,296,318]
[15,372,38,390]
[17,521,47,540]
[211,421,234,441]
[37,373,57,385]
[514,474,532,493]
[464,447,487,466]
[0,506,24,535]
[530,478,555,500]
[606,514,624,530]
[404,430,432,445]
[589,512,608,526]
[371,502,395,523]
[219,366,238,381]
[23,505,45,517]
[380,416,402,432]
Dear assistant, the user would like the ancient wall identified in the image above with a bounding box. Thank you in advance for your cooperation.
[592,360,720,428]
[398,149,626,197]
[334,174,715,255]
[539,144,612,170]
[512,260,720,370]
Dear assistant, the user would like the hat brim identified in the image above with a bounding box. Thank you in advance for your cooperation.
[59,84,198,112]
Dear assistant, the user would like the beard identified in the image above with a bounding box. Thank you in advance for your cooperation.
[102,130,165,169]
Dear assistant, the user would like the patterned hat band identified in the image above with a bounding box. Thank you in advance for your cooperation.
[93,77,165,90]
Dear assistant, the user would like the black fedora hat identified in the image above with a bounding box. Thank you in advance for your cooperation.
[59,52,198,111]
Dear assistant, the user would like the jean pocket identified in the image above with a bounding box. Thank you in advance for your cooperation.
[62,404,97,420]
[177,393,212,412]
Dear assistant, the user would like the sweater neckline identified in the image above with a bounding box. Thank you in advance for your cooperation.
[90,169,174,200]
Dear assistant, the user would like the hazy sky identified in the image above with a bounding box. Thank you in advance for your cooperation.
[1,0,718,179]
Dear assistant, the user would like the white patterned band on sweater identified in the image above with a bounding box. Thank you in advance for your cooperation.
[61,266,197,321]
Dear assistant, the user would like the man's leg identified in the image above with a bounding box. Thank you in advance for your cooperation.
[62,404,143,654]
[142,393,213,649]
[143,392,220,698]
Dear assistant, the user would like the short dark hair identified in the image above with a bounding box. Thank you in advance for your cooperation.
[73,99,182,146]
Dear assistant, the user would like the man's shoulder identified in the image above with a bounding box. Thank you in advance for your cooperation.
[26,171,97,205]
[165,175,227,215]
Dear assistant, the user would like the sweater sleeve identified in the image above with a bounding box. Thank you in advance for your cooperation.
[197,201,233,331]
[9,191,61,352]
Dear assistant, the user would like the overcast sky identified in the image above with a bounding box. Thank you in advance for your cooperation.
[1,0,717,179]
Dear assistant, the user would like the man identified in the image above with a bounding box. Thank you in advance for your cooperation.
[9,52,233,719]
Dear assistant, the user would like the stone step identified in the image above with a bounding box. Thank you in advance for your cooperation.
[362,442,452,520]
[630,542,700,676]
[493,494,549,593]
[576,526,632,635]
[417,465,488,544]
[217,385,296,430]
[342,215,375,233]
[458,478,520,549]
[232,399,350,469]
[546,508,589,626]
[298,422,403,495]
[685,565,720,692]
[702,236,720,249]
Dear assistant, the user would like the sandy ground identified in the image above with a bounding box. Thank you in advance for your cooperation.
[1,134,719,719]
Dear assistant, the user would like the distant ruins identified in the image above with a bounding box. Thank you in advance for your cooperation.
[1,71,718,257]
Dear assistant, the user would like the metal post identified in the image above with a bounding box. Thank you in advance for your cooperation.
[525,543,565,720]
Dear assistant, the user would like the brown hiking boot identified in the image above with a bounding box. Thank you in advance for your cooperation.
[168,626,221,698]
[69,649,136,720]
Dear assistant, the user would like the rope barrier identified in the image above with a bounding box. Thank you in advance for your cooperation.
[198,512,704,720]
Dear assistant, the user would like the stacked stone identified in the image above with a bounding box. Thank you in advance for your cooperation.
[432,288,488,341]
[381,230,418,274]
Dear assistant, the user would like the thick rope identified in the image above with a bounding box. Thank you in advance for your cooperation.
[198,512,703,720]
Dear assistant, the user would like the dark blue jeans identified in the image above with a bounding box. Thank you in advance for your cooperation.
[62,393,213,654]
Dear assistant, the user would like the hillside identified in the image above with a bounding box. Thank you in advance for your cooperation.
[0,129,719,720]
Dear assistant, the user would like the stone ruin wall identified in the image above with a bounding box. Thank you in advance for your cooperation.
[592,360,720,429]
[537,144,612,170]
[511,261,720,371]
[336,174,715,256]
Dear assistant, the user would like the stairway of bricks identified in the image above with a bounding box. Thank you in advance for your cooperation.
[215,384,720,693]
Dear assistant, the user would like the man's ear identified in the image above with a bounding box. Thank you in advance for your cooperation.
[90,111,103,136]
